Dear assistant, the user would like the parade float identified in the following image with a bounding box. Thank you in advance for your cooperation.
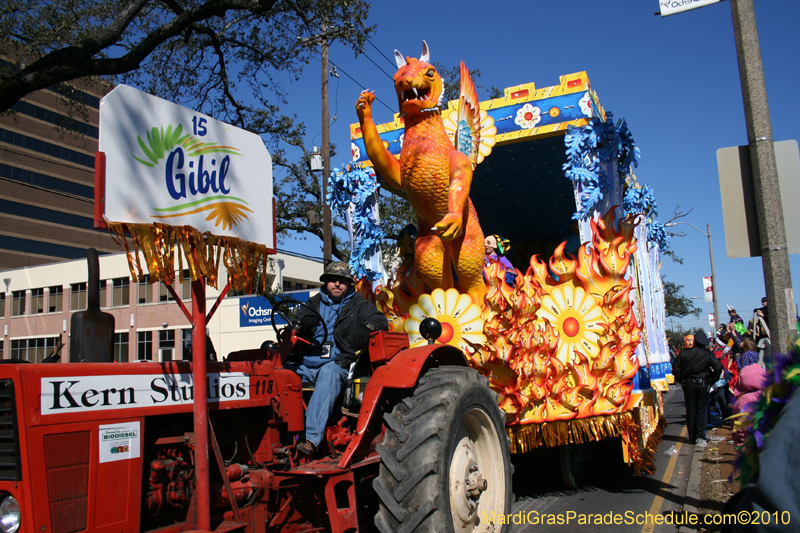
[342,42,672,483]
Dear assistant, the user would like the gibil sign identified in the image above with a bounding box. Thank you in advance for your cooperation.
[99,85,274,246]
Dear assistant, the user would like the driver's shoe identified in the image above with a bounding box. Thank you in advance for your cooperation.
[297,440,317,456]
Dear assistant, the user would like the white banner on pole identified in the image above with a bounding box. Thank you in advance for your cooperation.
[703,276,713,303]
[659,0,723,17]
[709,313,716,330]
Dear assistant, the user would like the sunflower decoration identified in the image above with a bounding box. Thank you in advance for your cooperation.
[405,288,486,353]
[536,284,605,364]
[442,108,497,165]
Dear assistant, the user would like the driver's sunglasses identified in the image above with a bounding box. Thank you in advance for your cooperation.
[329,276,351,285]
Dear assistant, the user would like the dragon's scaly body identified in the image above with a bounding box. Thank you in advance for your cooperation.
[356,43,486,305]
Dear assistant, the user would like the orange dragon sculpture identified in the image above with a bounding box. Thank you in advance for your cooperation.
[356,41,486,306]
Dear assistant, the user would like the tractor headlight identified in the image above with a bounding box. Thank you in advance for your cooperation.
[0,494,20,533]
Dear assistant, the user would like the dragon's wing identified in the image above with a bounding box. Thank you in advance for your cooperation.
[456,61,481,168]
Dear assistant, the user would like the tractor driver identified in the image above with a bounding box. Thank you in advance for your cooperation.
[289,261,388,456]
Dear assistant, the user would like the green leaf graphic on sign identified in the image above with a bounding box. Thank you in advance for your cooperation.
[133,124,190,167]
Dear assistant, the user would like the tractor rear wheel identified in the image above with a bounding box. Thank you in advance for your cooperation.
[374,366,512,532]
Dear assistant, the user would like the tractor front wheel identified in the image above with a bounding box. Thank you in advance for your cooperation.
[374,366,512,532]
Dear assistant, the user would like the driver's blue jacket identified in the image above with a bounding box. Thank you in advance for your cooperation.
[295,287,388,368]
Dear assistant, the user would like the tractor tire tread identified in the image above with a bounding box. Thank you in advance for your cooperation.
[374,365,511,532]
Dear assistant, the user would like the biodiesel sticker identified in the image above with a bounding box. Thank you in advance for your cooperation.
[99,421,140,463]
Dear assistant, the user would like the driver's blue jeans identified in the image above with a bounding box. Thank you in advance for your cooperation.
[284,360,348,447]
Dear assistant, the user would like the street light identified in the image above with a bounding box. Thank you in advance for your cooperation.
[666,222,720,333]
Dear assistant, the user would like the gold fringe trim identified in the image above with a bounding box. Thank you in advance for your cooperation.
[107,222,270,294]
[507,413,633,454]
[506,404,667,476]
[620,402,667,476]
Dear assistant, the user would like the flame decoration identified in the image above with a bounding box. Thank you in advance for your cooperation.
[373,210,642,428]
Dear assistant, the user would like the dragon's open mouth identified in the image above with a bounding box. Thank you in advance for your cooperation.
[400,87,431,102]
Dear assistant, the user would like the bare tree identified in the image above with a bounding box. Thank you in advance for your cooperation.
[661,205,694,264]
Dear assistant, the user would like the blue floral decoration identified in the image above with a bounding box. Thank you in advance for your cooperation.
[647,221,670,252]
[623,184,658,220]
[327,163,386,282]
[564,111,664,251]
[622,182,670,252]
[563,123,607,221]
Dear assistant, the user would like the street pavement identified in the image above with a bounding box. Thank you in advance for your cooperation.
[506,386,736,532]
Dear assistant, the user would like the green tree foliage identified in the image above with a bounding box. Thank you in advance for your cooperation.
[0,0,373,119]
[0,0,375,261]
[663,277,701,319]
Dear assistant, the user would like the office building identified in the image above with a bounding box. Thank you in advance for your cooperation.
[1,55,117,270]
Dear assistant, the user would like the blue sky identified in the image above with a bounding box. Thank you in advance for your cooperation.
[274,0,800,332]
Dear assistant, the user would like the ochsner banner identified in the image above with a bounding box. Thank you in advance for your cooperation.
[99,85,274,246]
[659,0,723,17]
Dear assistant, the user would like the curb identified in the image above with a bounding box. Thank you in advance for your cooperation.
[678,443,706,533]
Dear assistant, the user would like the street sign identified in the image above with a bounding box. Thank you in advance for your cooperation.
[717,140,800,258]
[658,0,724,17]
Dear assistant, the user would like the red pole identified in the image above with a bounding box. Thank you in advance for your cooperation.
[191,277,211,531]
[93,151,108,229]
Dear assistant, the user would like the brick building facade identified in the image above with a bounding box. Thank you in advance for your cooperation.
[0,250,322,362]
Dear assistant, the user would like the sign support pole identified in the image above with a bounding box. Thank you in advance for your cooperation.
[730,0,794,346]
[191,276,211,531]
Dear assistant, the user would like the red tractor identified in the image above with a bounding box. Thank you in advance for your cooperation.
[0,298,513,533]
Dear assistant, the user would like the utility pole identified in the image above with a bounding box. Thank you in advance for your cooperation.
[320,20,332,265]
[730,0,794,347]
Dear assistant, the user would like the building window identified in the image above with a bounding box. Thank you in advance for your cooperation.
[114,332,129,363]
[12,291,25,316]
[1,293,4,317]
[138,275,154,304]
[10,337,60,363]
[9,340,21,360]
[160,281,175,302]
[137,331,152,360]
[29,289,44,314]
[99,280,108,308]
[112,278,130,307]
[70,282,87,311]
[180,270,191,300]
[182,329,192,360]
[48,286,63,313]
[0,340,3,359]
[159,330,175,361]
[283,280,291,292]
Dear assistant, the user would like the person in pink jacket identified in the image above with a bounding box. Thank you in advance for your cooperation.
[731,356,769,447]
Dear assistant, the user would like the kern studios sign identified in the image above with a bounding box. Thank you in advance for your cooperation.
[239,293,310,328]
[99,85,274,246]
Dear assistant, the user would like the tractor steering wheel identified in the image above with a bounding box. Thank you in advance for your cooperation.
[270,298,328,342]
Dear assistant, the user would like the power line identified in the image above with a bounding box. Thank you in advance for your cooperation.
[361,51,394,80]
[328,59,395,114]
[366,38,397,69]
[276,247,324,262]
